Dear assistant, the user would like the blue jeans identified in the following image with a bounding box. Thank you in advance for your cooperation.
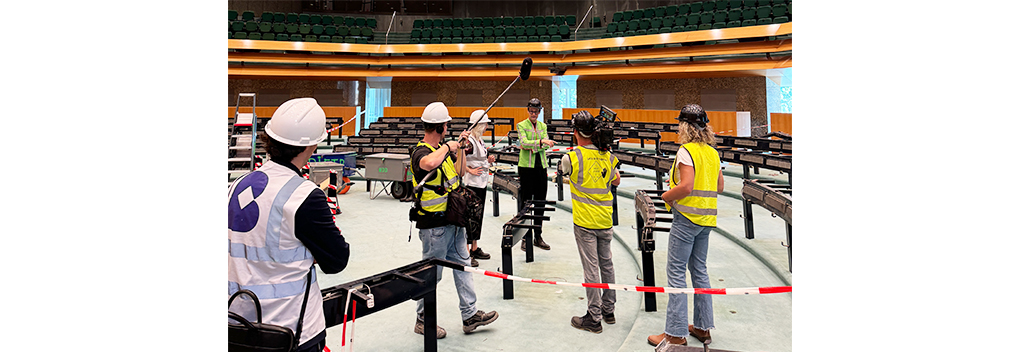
[415,224,479,321]
[664,210,715,337]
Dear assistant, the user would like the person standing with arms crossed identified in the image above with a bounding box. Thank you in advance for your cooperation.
[647,104,724,350]
[516,98,555,250]
[462,109,497,267]
[409,102,499,339]
[558,110,621,334]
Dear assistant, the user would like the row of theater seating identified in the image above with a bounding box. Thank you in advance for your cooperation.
[603,5,790,37]
[228,10,378,28]
[413,15,577,29]
[229,21,375,42]
[410,24,572,44]
[610,0,791,23]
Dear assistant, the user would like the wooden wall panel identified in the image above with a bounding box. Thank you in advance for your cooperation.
[383,106,530,138]
[229,106,358,137]
[770,113,792,135]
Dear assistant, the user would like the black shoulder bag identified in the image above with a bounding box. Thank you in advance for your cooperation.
[228,268,314,352]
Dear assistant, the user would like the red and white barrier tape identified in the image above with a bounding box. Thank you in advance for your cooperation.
[547,146,577,153]
[461,267,791,295]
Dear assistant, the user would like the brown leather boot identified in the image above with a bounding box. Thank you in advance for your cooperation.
[648,333,687,347]
[688,324,711,343]
[533,232,551,250]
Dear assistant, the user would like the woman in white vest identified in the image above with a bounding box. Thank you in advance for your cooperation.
[648,104,725,350]
[462,110,497,267]
[228,98,351,352]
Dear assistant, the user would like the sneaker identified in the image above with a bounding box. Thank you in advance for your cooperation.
[570,313,603,334]
[414,318,447,339]
[471,247,490,260]
[648,333,686,347]
[688,324,711,344]
[471,257,479,267]
[603,312,615,324]
[462,310,499,333]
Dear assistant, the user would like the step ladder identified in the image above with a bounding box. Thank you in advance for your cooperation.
[228,93,260,184]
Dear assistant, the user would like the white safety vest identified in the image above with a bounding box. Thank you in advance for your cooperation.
[227,160,325,345]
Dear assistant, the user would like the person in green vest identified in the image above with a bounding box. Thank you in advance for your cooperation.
[558,110,621,334]
[647,104,725,349]
[516,98,555,250]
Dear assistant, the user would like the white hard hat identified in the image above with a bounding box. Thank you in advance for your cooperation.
[469,109,490,124]
[265,98,327,146]
[421,102,452,124]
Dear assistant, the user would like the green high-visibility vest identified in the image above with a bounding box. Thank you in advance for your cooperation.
[517,119,549,169]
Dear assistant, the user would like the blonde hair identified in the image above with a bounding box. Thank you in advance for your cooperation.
[676,121,716,147]
[471,122,487,139]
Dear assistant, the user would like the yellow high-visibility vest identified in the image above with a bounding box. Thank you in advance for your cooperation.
[665,143,720,227]
[412,142,461,214]
[567,146,619,229]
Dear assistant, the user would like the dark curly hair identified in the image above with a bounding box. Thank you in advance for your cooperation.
[259,132,306,162]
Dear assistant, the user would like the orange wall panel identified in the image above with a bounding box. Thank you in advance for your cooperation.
[770,113,792,135]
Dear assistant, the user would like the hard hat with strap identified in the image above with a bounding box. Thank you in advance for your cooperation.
[421,101,453,124]
[567,146,619,229]
[665,142,721,227]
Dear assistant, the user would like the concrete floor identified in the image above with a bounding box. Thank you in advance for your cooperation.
[313,141,792,352]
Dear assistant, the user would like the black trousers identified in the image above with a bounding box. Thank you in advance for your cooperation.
[517,165,548,230]
[466,185,487,242]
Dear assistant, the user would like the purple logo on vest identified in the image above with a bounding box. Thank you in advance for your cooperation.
[229,171,268,232]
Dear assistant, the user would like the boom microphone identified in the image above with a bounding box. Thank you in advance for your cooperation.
[520,57,533,81]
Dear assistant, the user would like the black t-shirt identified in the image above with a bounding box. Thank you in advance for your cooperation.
[410,142,458,229]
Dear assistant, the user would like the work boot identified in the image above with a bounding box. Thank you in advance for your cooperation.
[462,310,499,333]
[533,233,551,250]
[414,317,447,339]
[471,257,479,267]
[471,247,490,260]
[570,312,603,334]
[688,324,711,344]
[603,312,615,324]
[648,333,686,347]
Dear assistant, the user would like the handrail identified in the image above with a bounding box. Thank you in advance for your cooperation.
[227,22,791,54]
[575,4,594,39]
[384,11,396,45]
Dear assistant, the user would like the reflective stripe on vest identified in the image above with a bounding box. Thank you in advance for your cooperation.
[568,146,619,229]
[228,175,315,263]
[412,141,460,213]
[665,143,720,227]
[517,119,549,169]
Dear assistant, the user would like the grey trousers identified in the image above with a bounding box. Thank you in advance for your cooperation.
[573,225,616,322]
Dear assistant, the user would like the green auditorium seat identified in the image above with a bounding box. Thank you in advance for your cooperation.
[450,18,461,27]
[299,24,311,35]
[698,23,712,30]
[656,6,666,17]
[299,14,309,24]
[274,13,285,23]
[511,17,522,26]
[634,9,645,20]
[559,25,569,37]
[231,21,243,32]
[712,22,726,29]
[302,34,315,42]
[701,12,714,24]
[263,33,275,41]
[472,28,482,37]
[757,6,772,19]
[472,17,483,26]
[556,15,566,25]
[495,36,505,43]
[685,24,698,31]
[613,12,623,23]
[690,2,704,13]
[484,27,494,37]
[672,25,684,32]
[567,15,577,26]
[310,14,321,25]
[452,37,463,43]
[639,18,650,30]
[346,37,357,44]
[516,36,527,42]
[742,19,756,27]
[332,36,344,43]
[524,35,536,42]
[432,28,442,37]
[350,27,361,36]
[413,19,423,28]
[622,10,633,21]
[312,24,323,35]
[242,11,255,21]
[718,0,732,11]
[246,21,259,32]
[261,12,273,22]
[628,20,639,31]
[525,26,536,36]
[471,37,481,43]
[481,17,492,27]
[773,15,789,23]
[485,36,495,43]
[675,15,687,26]
[322,16,333,25]
[644,8,656,19]
[648,28,659,34]
[272,23,286,33]
[686,14,699,26]
[362,28,373,37]
[592,16,601,27]
[354,17,365,27]
[503,17,514,26]
[551,35,562,42]
[729,9,742,22]
[229,10,238,21]
[742,7,756,21]
[259,22,272,33]
[515,27,526,36]
[730,0,744,9]
[607,23,617,33]
[345,17,356,26]
[411,28,422,38]
[494,27,506,36]
[538,35,549,42]
[357,37,367,44]
[636,29,647,36]
[410,38,420,44]
[442,28,452,37]
[232,32,247,39]
[278,34,292,41]
[534,16,545,26]
[367,18,377,28]
[325,25,337,36]
[727,20,740,28]
[772,4,788,17]
[524,16,534,26]
[667,5,679,16]
[451,28,462,37]
[714,11,727,23]
[650,18,662,28]
[662,16,674,28]
[290,34,303,41]
[441,37,451,44]
[624,30,636,37]
[744,0,758,6]
[337,26,349,36]
[535,26,546,36]
[678,3,691,15]
[703,1,716,11]
[756,18,773,25]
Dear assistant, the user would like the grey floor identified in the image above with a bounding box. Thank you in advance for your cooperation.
[313,141,792,352]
